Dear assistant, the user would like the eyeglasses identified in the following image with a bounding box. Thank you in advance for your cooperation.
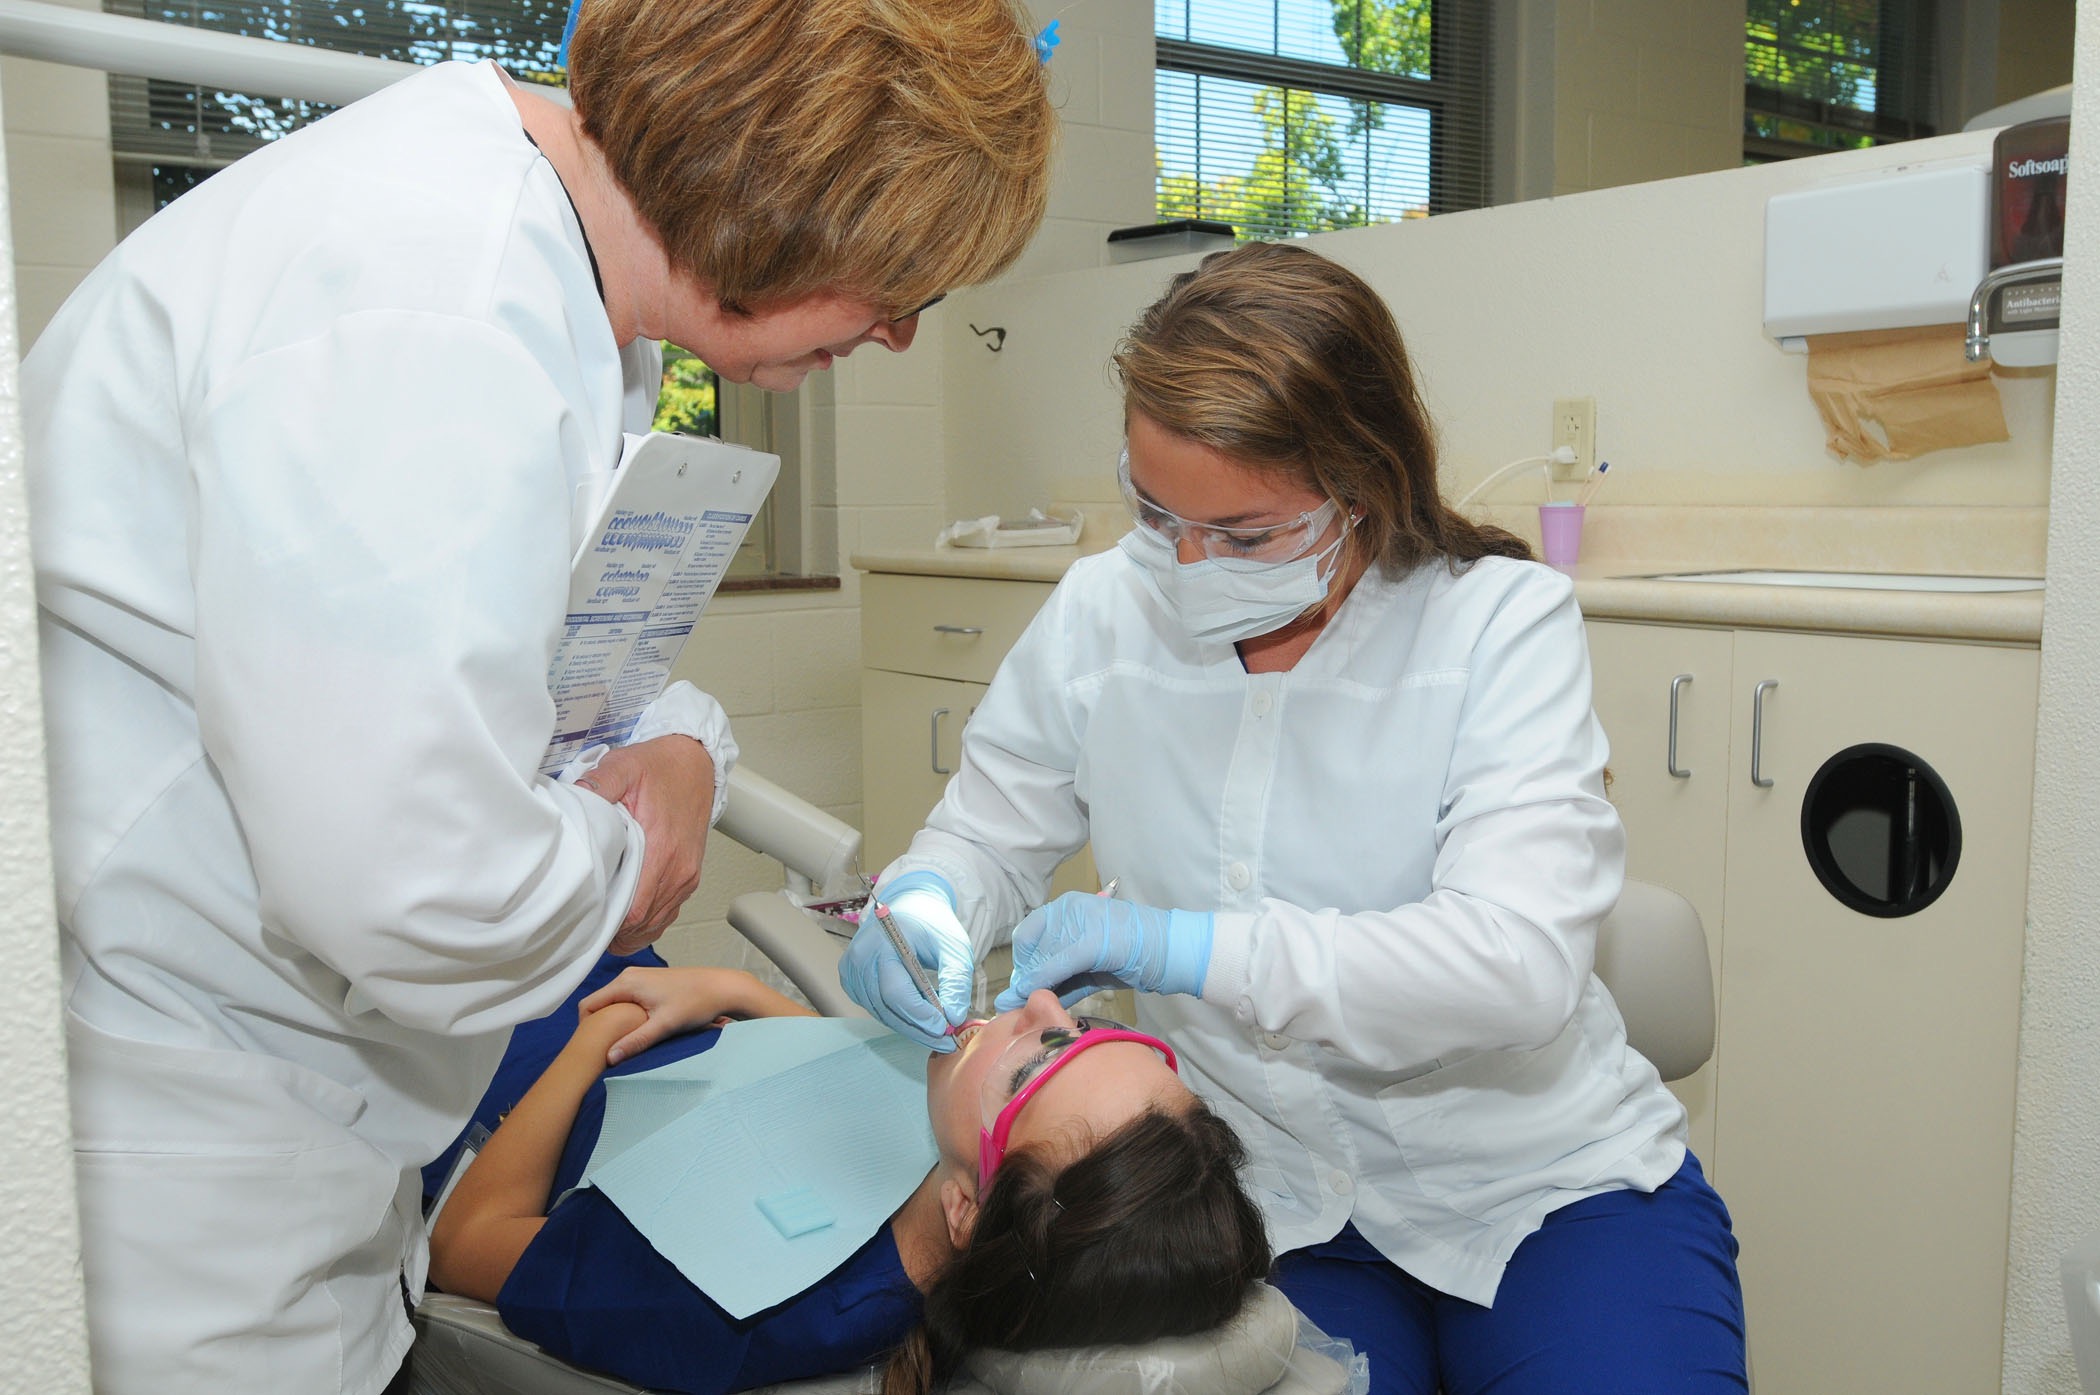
[976,1016,1178,1189]
[1118,447,1343,564]
[891,293,945,324]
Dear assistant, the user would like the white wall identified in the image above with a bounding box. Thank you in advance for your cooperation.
[2000,2,2100,1388]
[0,64,93,1395]
[943,128,2057,520]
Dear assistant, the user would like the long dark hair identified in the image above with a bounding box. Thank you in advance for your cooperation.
[1114,241,1531,576]
[881,1102,1271,1395]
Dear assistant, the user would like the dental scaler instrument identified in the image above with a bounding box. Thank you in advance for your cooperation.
[861,874,958,1035]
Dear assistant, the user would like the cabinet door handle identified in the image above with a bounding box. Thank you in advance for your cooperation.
[1667,673,1693,779]
[932,624,985,636]
[930,707,954,775]
[1750,679,1779,788]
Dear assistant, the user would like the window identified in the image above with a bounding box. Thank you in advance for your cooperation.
[1153,0,1489,240]
[653,348,778,579]
[104,0,786,577]
[1744,0,1938,161]
[105,0,568,170]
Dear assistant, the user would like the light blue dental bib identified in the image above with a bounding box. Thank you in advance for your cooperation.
[574,1017,936,1319]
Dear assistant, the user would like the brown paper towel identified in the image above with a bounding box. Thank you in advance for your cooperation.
[1805,323,2009,463]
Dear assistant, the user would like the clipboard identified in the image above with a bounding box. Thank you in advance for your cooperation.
[540,432,779,776]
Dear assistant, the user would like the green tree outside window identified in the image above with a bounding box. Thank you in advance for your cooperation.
[653,345,719,438]
[1743,0,1935,159]
[1157,0,1439,240]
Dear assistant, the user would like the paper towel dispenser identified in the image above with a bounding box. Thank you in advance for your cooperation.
[1763,159,1990,352]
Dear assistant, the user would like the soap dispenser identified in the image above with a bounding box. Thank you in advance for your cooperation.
[1966,115,2068,366]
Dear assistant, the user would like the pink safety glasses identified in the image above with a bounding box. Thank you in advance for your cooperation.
[976,1016,1178,1190]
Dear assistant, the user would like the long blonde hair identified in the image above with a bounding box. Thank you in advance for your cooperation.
[1114,242,1530,575]
[569,0,1055,316]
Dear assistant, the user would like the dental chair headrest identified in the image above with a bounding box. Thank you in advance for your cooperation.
[952,1283,1356,1395]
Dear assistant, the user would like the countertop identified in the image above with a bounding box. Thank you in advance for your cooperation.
[1561,567,2041,643]
[851,543,1099,584]
[852,505,2048,646]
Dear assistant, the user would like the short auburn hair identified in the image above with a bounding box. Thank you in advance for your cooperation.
[567,0,1054,316]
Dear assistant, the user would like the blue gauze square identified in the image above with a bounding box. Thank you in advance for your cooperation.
[756,1187,836,1239]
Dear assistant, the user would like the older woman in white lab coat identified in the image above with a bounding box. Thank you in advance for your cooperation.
[845,244,1748,1394]
[26,4,1052,1392]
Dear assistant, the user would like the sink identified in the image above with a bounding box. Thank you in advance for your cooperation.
[1635,569,2043,593]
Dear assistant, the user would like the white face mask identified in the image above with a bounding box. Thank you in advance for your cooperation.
[1119,523,1350,645]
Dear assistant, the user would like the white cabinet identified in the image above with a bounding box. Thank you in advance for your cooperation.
[858,571,1055,867]
[1587,619,2039,1395]
[859,569,1100,1004]
[1586,622,1733,1167]
[861,667,993,870]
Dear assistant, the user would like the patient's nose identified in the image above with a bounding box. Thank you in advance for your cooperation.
[1015,989,1073,1031]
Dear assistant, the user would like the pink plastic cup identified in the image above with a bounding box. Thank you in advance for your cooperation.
[1538,503,1585,569]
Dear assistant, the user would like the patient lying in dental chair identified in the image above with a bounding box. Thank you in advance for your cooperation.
[424,949,1273,1395]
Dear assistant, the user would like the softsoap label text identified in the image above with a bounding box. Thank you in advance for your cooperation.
[2007,156,2068,179]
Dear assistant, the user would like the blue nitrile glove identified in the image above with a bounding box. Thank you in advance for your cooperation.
[995,891,1215,1011]
[839,871,975,1052]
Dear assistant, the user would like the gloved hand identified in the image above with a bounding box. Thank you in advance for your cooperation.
[838,871,975,1051]
[995,891,1215,1011]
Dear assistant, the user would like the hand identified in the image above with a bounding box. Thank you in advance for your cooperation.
[567,997,650,1072]
[995,892,1215,1011]
[580,965,814,1064]
[575,735,715,955]
[838,871,974,1051]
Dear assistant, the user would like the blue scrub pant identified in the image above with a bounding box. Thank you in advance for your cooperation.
[1272,1155,1746,1395]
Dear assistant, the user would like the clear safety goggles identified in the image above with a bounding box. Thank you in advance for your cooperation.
[977,1016,1178,1189]
[1118,447,1344,565]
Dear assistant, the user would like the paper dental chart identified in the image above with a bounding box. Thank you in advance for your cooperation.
[540,432,778,775]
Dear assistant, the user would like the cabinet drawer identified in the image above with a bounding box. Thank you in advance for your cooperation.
[860,573,1054,683]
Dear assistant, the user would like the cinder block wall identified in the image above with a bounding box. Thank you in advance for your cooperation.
[1542,0,1745,196]
[0,62,94,1395]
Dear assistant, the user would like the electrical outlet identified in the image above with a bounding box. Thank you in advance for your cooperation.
[1551,397,1596,482]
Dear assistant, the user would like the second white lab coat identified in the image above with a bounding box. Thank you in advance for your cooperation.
[890,547,1687,1306]
[28,62,717,1395]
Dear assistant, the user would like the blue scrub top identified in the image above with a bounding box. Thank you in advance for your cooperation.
[429,949,923,1395]
[422,946,675,1202]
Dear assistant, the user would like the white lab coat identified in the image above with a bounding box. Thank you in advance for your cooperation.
[28,62,719,1394]
[890,547,1687,1306]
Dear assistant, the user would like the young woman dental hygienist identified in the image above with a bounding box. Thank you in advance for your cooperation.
[843,244,1749,1394]
[24,3,1052,1391]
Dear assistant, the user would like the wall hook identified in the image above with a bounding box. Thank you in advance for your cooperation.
[969,324,1007,352]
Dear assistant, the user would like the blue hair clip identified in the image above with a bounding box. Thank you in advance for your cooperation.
[1034,19,1060,64]
[556,0,584,68]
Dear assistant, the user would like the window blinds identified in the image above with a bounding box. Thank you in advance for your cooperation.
[1743,0,1938,159]
[1154,0,1489,239]
[105,0,566,167]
